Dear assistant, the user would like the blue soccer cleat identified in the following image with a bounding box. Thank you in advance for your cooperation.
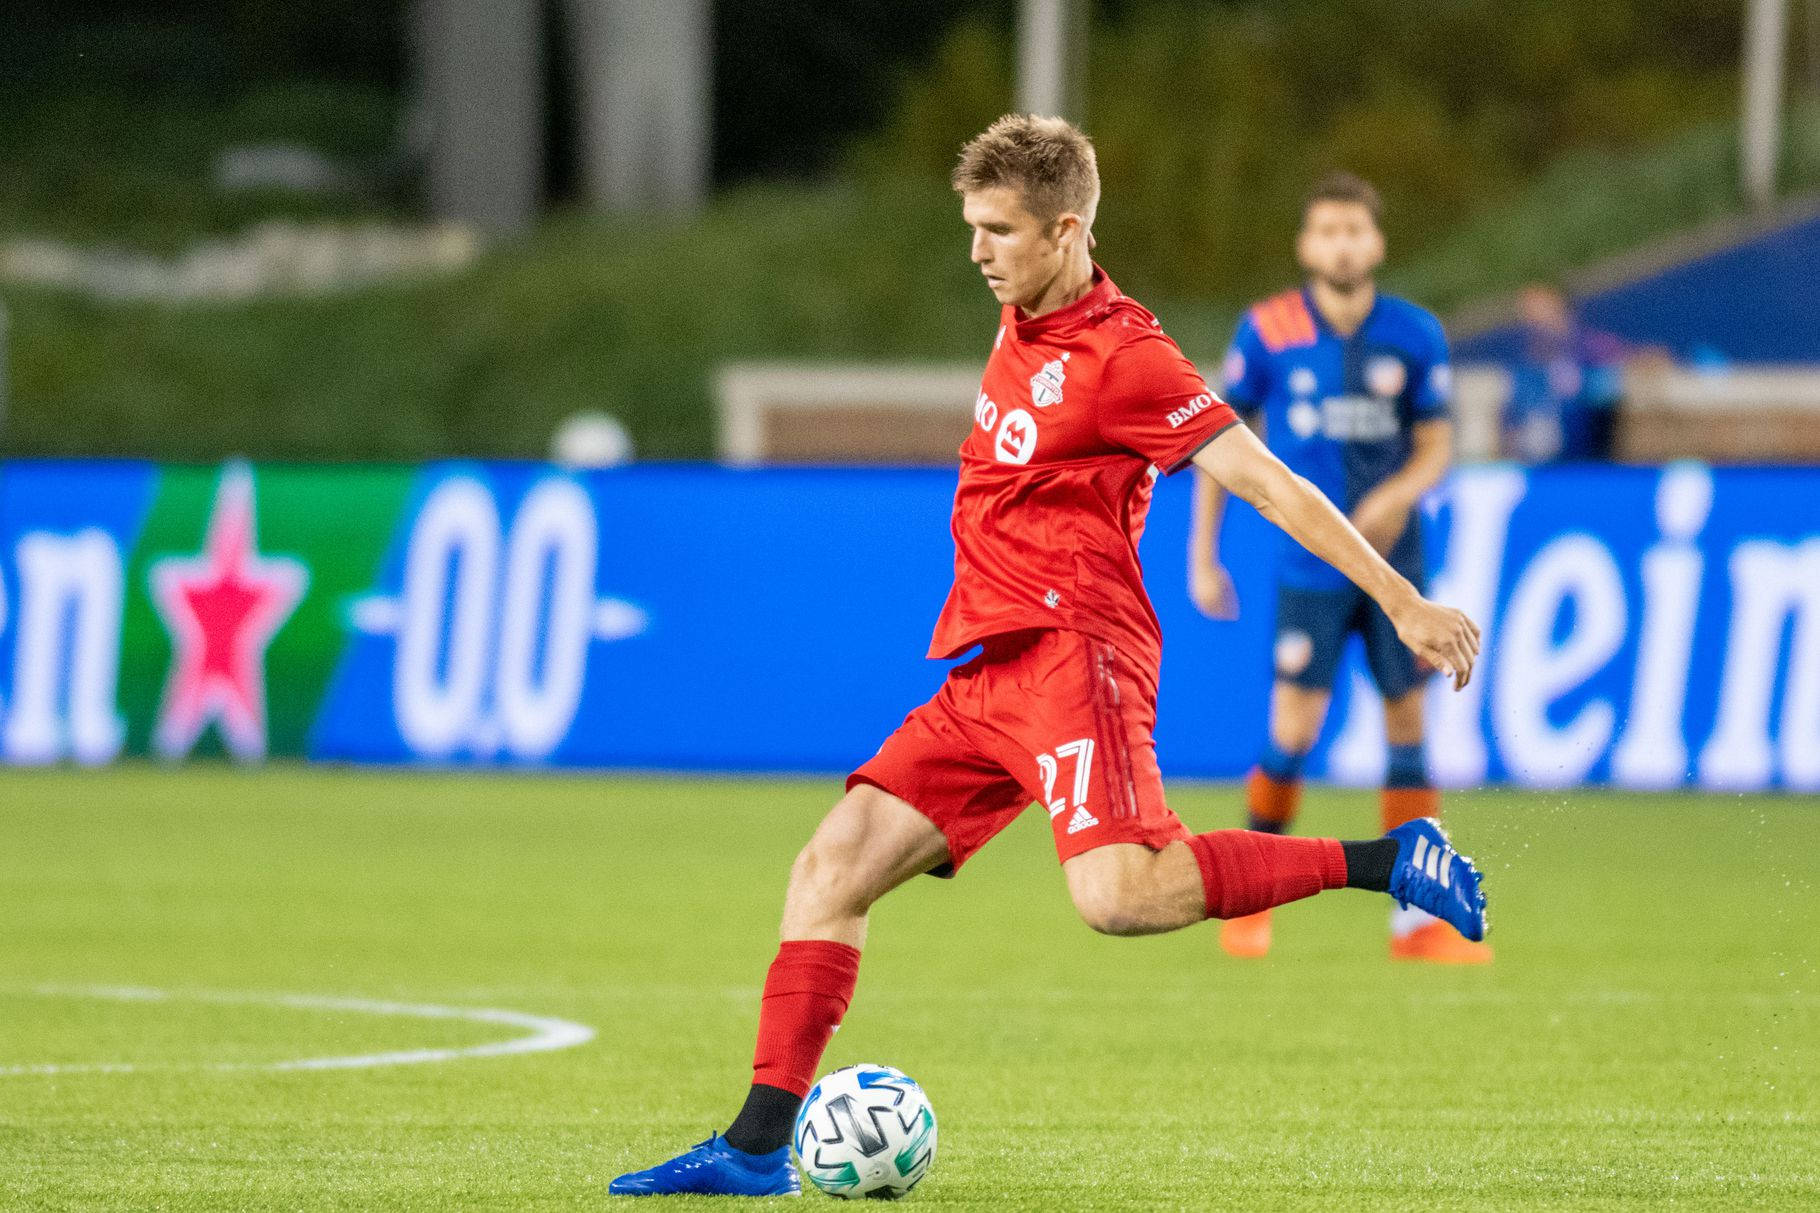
[609,1134,801,1197]
[1386,817,1489,943]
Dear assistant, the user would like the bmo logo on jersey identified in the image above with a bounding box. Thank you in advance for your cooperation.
[1166,392,1219,430]
[977,391,1038,464]
[974,391,1000,431]
[994,408,1039,464]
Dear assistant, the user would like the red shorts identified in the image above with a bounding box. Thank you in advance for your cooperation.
[849,629,1190,875]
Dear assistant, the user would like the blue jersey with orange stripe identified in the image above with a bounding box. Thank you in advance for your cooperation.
[1221,286,1452,591]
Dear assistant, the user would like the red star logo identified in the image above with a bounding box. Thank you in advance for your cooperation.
[149,464,307,760]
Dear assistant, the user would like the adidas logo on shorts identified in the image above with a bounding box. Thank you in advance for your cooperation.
[1065,805,1100,835]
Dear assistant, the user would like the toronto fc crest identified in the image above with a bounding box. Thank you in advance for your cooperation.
[1029,353,1069,408]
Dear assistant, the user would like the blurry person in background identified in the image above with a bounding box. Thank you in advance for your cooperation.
[1190,172,1490,965]
[1502,282,1626,463]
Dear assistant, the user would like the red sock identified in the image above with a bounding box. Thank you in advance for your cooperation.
[1186,830,1348,920]
[751,940,862,1097]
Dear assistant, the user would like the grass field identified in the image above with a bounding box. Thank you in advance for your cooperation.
[2,767,1815,1211]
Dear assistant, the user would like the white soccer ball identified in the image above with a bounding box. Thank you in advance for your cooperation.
[793,1064,937,1199]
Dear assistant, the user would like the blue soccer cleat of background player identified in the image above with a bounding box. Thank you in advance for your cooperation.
[1386,817,1488,942]
[609,1134,800,1197]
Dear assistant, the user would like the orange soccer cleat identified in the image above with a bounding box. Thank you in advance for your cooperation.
[1390,919,1494,964]
[1219,909,1273,958]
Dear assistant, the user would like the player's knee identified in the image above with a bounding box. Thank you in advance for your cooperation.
[788,832,873,918]
[1382,689,1426,743]
[1070,880,1148,937]
[1272,695,1328,752]
[1273,726,1319,758]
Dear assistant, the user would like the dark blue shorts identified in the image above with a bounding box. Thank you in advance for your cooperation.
[1273,583,1427,698]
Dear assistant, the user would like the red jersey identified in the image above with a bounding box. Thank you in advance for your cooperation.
[929,266,1240,678]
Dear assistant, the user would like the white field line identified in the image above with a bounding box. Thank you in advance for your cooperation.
[0,984,595,1076]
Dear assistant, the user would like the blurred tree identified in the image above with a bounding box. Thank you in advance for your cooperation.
[860,0,1748,300]
[0,2,995,189]
[711,0,1003,182]
[0,0,1759,252]
[0,1,404,92]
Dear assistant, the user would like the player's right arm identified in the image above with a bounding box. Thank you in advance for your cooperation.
[1187,316,1269,620]
[1191,422,1481,689]
[1188,471,1237,620]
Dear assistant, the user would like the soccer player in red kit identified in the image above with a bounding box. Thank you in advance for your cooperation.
[611,115,1486,1198]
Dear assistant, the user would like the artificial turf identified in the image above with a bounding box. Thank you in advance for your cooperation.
[1,766,1814,1210]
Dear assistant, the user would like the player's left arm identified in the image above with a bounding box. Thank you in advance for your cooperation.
[1349,418,1451,555]
[1191,424,1481,689]
[1353,315,1455,554]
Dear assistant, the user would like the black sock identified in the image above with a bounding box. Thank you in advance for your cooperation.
[1341,838,1397,892]
[1245,815,1288,834]
[724,1083,801,1156]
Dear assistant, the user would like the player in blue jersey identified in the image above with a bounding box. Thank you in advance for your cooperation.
[1189,173,1492,964]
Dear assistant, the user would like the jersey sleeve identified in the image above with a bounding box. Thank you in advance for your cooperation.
[1098,329,1241,474]
[1219,312,1272,415]
[1409,311,1454,420]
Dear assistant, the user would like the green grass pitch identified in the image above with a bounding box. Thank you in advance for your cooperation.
[2,767,1815,1210]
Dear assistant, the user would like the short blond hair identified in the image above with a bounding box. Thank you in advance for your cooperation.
[951,113,1100,226]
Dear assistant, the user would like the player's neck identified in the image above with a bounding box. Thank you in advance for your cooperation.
[1307,278,1376,337]
[1019,252,1095,321]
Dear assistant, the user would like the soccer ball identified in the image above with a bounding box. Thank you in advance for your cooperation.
[793,1064,937,1199]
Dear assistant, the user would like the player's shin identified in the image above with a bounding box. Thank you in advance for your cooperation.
[723,939,862,1156]
[1380,742,1438,833]
[1379,741,1450,939]
[1245,739,1305,834]
[1188,829,1395,920]
[1379,750,1489,959]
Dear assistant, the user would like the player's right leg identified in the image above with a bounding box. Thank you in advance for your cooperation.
[1022,630,1485,943]
[1221,681,1330,957]
[1246,681,1331,832]
[1223,587,1349,957]
[1060,825,1485,944]
[609,784,949,1197]
[1243,587,1351,835]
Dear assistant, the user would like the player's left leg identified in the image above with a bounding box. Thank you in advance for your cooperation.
[610,784,951,1197]
[1381,685,1437,833]
[614,649,1039,1197]
[1367,614,1493,964]
[724,784,954,1151]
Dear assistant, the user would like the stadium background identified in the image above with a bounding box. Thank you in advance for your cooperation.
[2,3,1817,1210]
